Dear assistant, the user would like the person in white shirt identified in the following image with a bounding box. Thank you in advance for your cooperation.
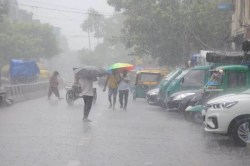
[118,70,130,110]
[75,74,95,122]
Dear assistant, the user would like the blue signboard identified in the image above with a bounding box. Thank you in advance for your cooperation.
[217,3,232,11]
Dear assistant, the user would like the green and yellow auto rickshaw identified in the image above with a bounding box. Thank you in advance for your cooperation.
[133,69,168,100]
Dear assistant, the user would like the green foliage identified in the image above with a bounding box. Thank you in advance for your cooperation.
[81,9,105,38]
[80,13,131,67]
[107,0,231,66]
[0,0,8,22]
[0,21,59,67]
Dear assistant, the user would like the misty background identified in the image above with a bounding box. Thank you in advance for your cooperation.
[18,0,114,50]
[0,0,232,84]
[16,0,125,82]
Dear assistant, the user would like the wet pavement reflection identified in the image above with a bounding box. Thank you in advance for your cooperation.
[0,88,249,166]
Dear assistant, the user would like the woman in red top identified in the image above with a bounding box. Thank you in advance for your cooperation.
[48,71,62,100]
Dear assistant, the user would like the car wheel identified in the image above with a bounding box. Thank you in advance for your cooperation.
[161,102,166,109]
[179,104,188,113]
[184,111,193,121]
[193,112,203,124]
[231,118,250,146]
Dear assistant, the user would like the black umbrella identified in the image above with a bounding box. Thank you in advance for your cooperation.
[73,66,107,78]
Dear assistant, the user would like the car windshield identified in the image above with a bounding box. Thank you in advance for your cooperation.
[164,70,180,81]
[164,71,175,79]
[160,70,179,85]
[181,69,205,86]
[174,69,189,81]
[140,73,160,82]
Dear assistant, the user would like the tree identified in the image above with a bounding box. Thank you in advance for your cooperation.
[0,21,59,67]
[80,13,131,67]
[0,0,8,22]
[81,9,105,51]
[107,0,231,66]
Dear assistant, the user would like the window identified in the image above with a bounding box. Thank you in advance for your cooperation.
[228,72,246,88]
[181,70,204,87]
[206,71,223,86]
[140,73,160,82]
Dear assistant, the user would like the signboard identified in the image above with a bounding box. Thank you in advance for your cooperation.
[217,3,233,11]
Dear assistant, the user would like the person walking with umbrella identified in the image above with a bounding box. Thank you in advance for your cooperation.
[103,63,134,110]
[103,69,120,110]
[74,66,106,122]
[75,75,95,122]
[118,70,130,110]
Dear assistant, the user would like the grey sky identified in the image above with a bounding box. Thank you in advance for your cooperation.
[17,0,114,50]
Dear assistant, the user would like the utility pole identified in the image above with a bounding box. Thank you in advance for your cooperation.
[87,29,92,55]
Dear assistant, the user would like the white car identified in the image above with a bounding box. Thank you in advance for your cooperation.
[203,89,250,146]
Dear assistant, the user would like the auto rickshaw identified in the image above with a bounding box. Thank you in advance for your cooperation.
[40,69,50,79]
[133,69,168,100]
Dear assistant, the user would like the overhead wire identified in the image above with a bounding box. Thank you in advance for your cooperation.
[31,13,84,23]
[19,0,114,15]
[15,2,123,42]
[20,0,113,15]
[17,3,114,17]
[20,0,94,12]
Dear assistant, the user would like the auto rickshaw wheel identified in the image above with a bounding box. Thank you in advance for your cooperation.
[66,91,75,105]
[184,111,193,121]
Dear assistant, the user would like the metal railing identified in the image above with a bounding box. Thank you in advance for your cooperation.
[4,82,50,102]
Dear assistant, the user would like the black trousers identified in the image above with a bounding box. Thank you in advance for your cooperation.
[48,87,60,98]
[83,95,93,118]
[119,90,129,108]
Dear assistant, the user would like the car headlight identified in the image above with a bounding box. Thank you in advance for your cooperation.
[173,93,195,101]
[151,91,159,95]
[148,89,159,95]
[206,101,238,110]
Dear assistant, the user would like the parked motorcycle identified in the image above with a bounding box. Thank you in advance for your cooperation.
[0,87,14,107]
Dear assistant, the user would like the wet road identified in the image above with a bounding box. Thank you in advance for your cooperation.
[0,87,250,166]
